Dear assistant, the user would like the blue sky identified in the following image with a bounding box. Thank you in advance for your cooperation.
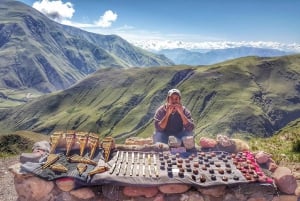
[18,0,300,51]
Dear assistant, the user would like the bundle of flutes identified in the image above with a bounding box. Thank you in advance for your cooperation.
[76,132,89,156]
[65,131,76,156]
[68,154,97,166]
[50,163,68,173]
[101,137,115,162]
[88,166,109,176]
[88,133,99,159]
[49,131,63,153]
[42,154,60,169]
[77,163,87,176]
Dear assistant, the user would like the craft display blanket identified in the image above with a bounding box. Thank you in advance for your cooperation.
[21,149,273,188]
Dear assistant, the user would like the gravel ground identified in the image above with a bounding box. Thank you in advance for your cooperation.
[0,156,19,201]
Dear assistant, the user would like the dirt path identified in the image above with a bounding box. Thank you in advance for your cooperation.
[0,156,19,201]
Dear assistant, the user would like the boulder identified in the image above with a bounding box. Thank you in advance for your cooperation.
[158,184,190,194]
[272,166,297,194]
[247,198,267,201]
[14,175,54,201]
[268,162,278,172]
[199,137,217,148]
[294,186,300,197]
[123,186,158,198]
[182,136,195,150]
[197,186,226,198]
[56,177,76,192]
[272,195,298,201]
[181,190,205,201]
[20,152,43,163]
[255,151,271,164]
[70,187,95,200]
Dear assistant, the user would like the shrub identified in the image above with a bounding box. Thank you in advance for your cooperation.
[292,139,300,153]
[0,134,34,156]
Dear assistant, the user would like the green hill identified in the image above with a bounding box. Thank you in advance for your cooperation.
[0,54,299,144]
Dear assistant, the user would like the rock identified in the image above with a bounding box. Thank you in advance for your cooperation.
[268,162,278,172]
[9,163,28,177]
[199,137,217,148]
[20,152,42,163]
[181,191,204,201]
[223,193,237,201]
[102,185,128,200]
[182,136,195,150]
[55,191,73,201]
[168,136,182,148]
[272,166,297,194]
[153,193,165,201]
[70,187,95,200]
[14,175,54,201]
[231,139,250,152]
[123,186,159,198]
[294,186,300,197]
[234,193,247,201]
[255,151,271,164]
[197,186,226,198]
[56,177,76,192]
[272,195,298,201]
[158,184,190,194]
[293,172,300,180]
[247,198,267,201]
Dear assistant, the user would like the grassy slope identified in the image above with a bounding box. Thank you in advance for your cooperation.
[0,55,299,146]
[249,119,300,163]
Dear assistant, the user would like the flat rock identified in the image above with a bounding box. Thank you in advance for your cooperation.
[56,177,76,192]
[70,187,95,200]
[197,186,226,198]
[158,184,190,194]
[123,186,158,198]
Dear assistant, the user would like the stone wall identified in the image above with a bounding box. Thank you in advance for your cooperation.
[9,136,300,201]
[9,163,300,201]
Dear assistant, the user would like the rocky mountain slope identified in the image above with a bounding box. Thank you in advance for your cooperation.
[0,0,173,95]
[0,54,299,142]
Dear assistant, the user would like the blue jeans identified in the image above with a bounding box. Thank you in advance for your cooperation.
[153,130,193,145]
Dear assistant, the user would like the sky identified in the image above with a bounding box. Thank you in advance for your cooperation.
[18,0,300,52]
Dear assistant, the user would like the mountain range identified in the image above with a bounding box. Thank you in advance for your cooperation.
[158,47,293,65]
[0,0,173,96]
[0,54,299,143]
[1,0,300,144]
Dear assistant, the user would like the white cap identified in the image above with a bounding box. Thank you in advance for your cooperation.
[168,88,181,97]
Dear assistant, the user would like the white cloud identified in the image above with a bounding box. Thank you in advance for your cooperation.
[33,0,75,22]
[30,1,299,52]
[129,39,300,52]
[94,10,117,28]
[32,0,117,28]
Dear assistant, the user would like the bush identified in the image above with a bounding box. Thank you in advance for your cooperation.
[0,134,34,156]
[292,139,300,153]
